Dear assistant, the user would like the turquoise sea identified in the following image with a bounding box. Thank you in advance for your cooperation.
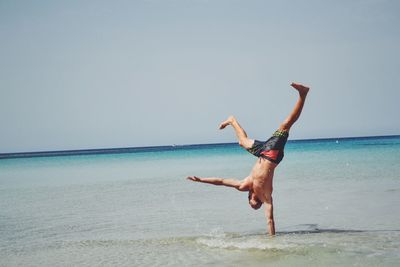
[1,136,400,266]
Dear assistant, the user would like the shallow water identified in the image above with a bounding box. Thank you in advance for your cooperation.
[1,136,400,266]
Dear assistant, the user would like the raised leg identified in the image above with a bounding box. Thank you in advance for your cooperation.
[279,82,310,132]
[219,116,254,149]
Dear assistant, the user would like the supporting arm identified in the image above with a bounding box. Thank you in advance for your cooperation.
[265,197,275,236]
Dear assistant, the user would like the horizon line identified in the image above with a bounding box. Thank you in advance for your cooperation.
[0,134,399,160]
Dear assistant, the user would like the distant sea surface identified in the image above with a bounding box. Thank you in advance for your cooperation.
[1,136,400,266]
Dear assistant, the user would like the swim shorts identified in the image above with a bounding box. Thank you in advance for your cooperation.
[246,130,289,164]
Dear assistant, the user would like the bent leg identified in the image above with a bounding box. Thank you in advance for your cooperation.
[279,83,310,132]
[219,116,254,149]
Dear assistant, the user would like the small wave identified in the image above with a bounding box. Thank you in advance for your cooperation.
[359,143,399,146]
[196,235,297,251]
[57,236,198,249]
[45,227,400,254]
[386,188,400,192]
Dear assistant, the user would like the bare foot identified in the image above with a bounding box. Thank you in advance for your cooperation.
[291,82,310,96]
[187,176,201,182]
[219,116,235,130]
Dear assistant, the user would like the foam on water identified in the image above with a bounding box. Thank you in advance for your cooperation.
[2,229,400,267]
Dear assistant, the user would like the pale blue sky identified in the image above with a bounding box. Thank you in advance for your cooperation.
[1,0,399,153]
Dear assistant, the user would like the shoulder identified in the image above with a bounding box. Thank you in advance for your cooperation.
[238,176,253,191]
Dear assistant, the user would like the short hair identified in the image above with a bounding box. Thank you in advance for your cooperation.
[248,191,262,210]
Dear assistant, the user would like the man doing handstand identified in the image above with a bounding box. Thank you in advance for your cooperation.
[187,82,309,235]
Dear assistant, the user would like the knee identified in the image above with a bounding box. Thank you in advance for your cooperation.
[279,122,290,132]
[239,139,253,150]
[238,140,248,149]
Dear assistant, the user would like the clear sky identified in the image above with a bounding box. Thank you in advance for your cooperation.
[1,0,399,153]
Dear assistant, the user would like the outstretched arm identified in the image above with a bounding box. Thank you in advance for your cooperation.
[187,176,248,191]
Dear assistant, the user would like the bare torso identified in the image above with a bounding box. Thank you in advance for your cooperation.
[249,158,277,202]
[188,82,309,236]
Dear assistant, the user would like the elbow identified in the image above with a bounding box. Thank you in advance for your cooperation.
[238,183,247,191]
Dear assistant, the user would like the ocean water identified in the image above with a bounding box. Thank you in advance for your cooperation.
[1,136,400,266]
